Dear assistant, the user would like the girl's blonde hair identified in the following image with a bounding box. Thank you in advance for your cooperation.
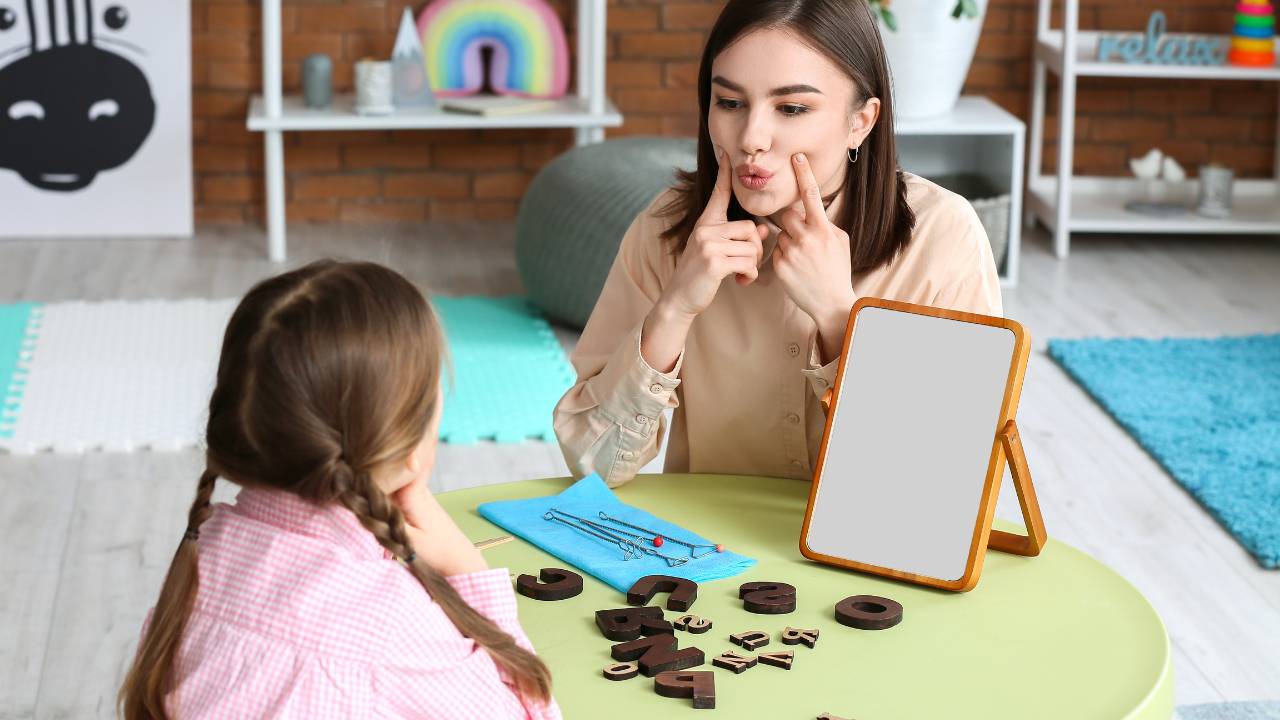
[119,260,553,718]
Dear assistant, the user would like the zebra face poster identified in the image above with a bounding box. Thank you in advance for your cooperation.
[0,1,191,237]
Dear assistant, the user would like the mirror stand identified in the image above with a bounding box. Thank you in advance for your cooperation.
[986,419,1047,557]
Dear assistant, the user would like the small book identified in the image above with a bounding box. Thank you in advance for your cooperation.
[440,95,558,116]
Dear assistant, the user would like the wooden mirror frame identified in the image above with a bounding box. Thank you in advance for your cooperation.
[798,297,1045,592]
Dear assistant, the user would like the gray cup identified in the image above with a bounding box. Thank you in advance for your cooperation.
[302,53,332,109]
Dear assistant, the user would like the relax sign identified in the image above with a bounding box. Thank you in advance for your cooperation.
[1096,11,1229,66]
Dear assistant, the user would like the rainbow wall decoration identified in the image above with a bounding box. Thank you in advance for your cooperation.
[416,0,570,98]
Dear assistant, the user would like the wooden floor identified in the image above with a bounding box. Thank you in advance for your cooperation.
[1,223,1277,718]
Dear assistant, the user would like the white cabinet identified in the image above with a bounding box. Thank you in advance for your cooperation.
[898,96,1025,288]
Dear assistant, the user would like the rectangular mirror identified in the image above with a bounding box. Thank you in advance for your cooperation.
[799,297,1035,592]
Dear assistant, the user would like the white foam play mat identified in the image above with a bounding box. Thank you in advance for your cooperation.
[0,299,233,454]
[0,296,574,455]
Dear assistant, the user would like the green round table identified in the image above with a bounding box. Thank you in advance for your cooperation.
[439,474,1173,719]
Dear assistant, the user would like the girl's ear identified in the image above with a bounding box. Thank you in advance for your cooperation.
[406,395,444,475]
[405,431,435,475]
[848,97,881,148]
[406,442,424,474]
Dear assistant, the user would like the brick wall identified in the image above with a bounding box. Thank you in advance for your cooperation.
[192,0,1278,225]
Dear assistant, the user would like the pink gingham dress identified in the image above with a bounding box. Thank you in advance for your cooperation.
[143,485,563,719]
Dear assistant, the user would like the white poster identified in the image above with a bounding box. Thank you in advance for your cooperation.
[0,0,192,237]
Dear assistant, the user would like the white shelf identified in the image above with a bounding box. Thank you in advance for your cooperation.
[896,96,1026,135]
[248,93,622,132]
[248,0,613,261]
[1026,0,1280,258]
[1027,176,1280,234]
[1036,31,1280,80]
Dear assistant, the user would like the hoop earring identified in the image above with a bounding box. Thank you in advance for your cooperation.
[847,146,860,164]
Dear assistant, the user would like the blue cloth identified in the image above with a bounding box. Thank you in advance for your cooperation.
[477,474,756,592]
[1048,334,1280,569]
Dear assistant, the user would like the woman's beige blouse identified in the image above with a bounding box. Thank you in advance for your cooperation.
[552,172,1003,488]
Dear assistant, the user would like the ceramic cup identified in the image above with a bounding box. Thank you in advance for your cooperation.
[1196,164,1234,218]
[354,59,394,115]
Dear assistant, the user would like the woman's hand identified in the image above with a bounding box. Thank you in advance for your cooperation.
[773,152,859,364]
[657,147,769,320]
[642,147,769,373]
[391,474,489,577]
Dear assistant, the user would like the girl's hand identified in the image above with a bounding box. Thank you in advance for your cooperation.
[391,474,489,577]
[656,147,769,322]
[772,152,859,363]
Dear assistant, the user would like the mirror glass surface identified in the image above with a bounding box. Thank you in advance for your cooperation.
[805,306,1016,582]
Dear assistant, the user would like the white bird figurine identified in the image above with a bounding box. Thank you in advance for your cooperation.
[1129,148,1164,180]
[1160,156,1186,182]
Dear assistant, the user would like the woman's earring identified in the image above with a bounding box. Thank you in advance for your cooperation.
[847,146,860,164]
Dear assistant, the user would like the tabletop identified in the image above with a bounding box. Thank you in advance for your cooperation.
[438,473,1173,719]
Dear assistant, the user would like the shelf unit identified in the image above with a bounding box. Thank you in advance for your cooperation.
[246,0,622,261]
[1027,0,1280,258]
[896,96,1025,288]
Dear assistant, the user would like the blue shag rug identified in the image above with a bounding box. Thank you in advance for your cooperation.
[1048,334,1280,569]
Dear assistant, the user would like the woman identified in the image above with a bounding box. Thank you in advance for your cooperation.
[554,0,1002,488]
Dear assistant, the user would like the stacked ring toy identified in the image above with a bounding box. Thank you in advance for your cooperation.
[1231,0,1276,67]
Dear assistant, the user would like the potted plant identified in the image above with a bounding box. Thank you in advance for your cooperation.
[870,0,987,120]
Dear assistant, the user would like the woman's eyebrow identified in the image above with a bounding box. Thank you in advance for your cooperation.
[711,75,823,96]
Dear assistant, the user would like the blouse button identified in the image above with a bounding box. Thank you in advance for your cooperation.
[635,413,648,424]
[649,383,663,394]
[622,451,635,461]
[786,342,800,357]
[786,412,800,425]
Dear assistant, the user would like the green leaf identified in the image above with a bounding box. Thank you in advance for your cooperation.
[880,6,898,32]
[951,0,980,19]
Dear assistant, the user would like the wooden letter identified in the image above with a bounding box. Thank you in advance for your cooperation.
[1097,36,1119,62]
[628,574,699,611]
[729,630,770,651]
[673,613,713,634]
[739,581,797,614]
[835,595,903,630]
[595,606,664,641]
[654,670,716,709]
[602,661,639,681]
[711,650,757,674]
[611,633,706,676]
[781,626,819,648]
[640,616,674,636]
[515,567,583,601]
[757,650,794,670]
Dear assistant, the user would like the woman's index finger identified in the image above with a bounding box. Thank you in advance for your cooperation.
[702,147,733,222]
[791,152,826,226]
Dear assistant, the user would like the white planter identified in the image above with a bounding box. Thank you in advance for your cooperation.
[879,0,987,120]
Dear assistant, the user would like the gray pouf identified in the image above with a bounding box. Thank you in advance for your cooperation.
[516,136,697,330]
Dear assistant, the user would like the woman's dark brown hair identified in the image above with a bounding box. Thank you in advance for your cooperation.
[660,0,916,274]
[118,260,552,718]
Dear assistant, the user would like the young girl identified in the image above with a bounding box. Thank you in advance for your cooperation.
[119,260,561,719]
